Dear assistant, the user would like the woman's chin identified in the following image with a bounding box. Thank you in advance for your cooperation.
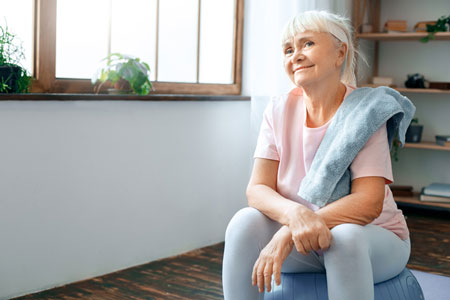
[294,78,314,87]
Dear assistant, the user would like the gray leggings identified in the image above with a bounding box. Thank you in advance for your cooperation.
[222,207,411,300]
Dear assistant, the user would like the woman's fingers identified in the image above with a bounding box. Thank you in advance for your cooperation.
[256,259,266,292]
[310,233,321,251]
[293,232,328,254]
[273,261,282,286]
[251,258,259,286]
[318,231,331,250]
[293,237,308,255]
[252,256,276,293]
[305,239,315,253]
[264,262,273,292]
[319,230,331,251]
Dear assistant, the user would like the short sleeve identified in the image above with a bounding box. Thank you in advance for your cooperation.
[253,99,280,161]
[350,122,394,184]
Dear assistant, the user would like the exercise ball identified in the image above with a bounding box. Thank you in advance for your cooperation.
[264,268,424,300]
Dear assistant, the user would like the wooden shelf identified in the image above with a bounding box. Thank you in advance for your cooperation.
[395,87,450,94]
[395,193,450,212]
[404,141,450,151]
[359,84,450,94]
[356,32,450,41]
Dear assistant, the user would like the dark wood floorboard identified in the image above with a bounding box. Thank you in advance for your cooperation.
[13,207,449,300]
[402,206,450,276]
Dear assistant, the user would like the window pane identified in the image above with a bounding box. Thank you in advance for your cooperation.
[0,0,33,74]
[110,0,157,81]
[199,0,234,84]
[56,0,110,79]
[158,0,198,83]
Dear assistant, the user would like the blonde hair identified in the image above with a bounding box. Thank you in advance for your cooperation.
[281,10,368,87]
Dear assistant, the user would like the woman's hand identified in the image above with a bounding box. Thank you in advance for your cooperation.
[252,225,294,293]
[286,205,332,255]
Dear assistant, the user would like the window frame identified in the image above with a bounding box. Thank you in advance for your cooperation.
[31,0,244,95]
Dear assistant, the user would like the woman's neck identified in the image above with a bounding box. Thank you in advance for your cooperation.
[302,78,346,128]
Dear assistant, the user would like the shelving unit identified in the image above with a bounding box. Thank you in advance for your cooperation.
[360,84,450,94]
[352,0,450,211]
[395,88,450,94]
[404,142,450,151]
[356,32,450,41]
[394,193,450,212]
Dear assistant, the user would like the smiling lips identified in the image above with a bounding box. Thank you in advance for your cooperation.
[294,65,314,72]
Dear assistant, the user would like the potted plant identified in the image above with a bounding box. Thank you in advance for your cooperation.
[391,132,401,162]
[0,23,32,93]
[92,53,153,95]
[405,118,423,143]
[420,15,450,43]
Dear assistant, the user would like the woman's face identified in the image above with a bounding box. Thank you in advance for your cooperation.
[282,30,346,87]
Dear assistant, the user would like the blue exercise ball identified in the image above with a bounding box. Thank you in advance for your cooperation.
[264,268,424,300]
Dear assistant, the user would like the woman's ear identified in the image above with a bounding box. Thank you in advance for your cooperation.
[336,42,347,67]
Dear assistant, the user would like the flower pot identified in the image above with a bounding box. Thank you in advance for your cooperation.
[405,124,423,143]
[0,65,21,93]
[107,88,131,95]
[114,78,131,91]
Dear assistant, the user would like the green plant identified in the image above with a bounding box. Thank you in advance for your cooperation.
[420,15,450,43]
[391,132,401,162]
[0,23,32,93]
[92,53,153,95]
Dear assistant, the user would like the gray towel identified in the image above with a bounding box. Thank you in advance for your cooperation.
[297,86,416,207]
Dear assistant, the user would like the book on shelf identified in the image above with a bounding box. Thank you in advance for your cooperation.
[393,190,414,197]
[420,188,450,203]
[389,185,413,197]
[385,29,409,34]
[423,183,450,198]
[384,20,407,32]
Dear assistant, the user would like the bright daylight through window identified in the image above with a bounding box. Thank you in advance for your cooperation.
[0,0,33,74]
[56,0,235,84]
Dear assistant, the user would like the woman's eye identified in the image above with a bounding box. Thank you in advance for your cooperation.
[285,49,293,55]
[305,41,314,47]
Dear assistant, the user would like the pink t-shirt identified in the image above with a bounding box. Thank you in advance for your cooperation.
[253,83,409,240]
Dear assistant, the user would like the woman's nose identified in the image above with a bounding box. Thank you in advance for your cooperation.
[291,50,305,64]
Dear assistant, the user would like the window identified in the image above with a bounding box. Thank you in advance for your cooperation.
[0,0,34,74]
[32,0,243,95]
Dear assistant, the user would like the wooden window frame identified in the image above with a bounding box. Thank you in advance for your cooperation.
[31,0,244,95]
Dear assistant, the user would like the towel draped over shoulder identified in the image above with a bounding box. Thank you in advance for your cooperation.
[297,86,416,207]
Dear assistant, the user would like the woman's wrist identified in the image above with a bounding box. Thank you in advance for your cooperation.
[283,203,307,227]
[275,225,294,246]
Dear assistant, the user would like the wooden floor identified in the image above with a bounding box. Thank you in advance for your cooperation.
[403,207,450,276]
[13,206,450,300]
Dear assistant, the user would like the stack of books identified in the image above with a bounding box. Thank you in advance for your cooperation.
[420,183,450,203]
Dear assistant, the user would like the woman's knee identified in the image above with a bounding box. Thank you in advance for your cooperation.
[225,207,274,246]
[326,223,369,257]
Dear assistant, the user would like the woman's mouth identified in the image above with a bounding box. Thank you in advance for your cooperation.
[294,65,314,72]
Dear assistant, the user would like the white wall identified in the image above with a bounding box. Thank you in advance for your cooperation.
[357,0,450,190]
[0,99,251,299]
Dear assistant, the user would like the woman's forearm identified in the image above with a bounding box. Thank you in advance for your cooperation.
[247,183,382,230]
[316,192,382,229]
[246,184,309,226]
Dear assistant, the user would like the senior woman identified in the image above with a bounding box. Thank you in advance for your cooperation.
[222,10,411,300]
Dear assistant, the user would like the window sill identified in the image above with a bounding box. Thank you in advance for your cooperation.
[0,93,250,101]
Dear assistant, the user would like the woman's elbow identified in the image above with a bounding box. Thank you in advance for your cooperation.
[369,195,384,221]
[246,184,256,206]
